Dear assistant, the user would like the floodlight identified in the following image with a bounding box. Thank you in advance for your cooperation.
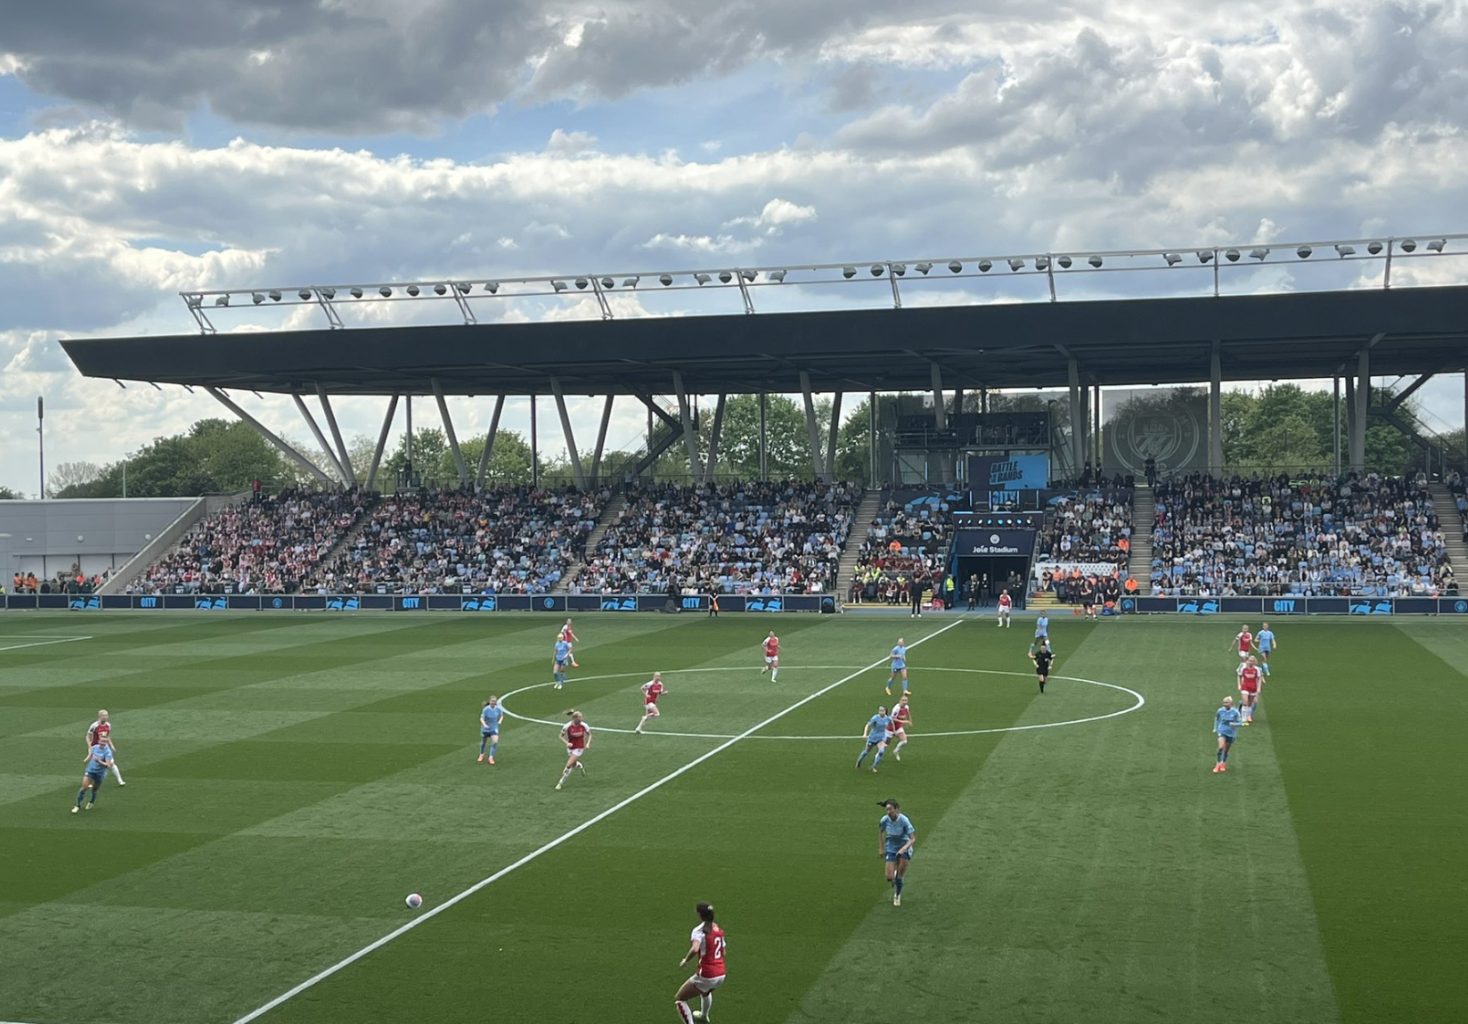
[1224,249,1239,262]
[768,270,787,282]
[1367,241,1383,255]
[659,274,674,286]
[695,273,711,285]
[1400,239,1417,252]
[719,271,733,283]
[455,282,472,294]
[350,286,363,298]
[320,287,335,299]
[1008,258,1024,271]
[252,293,265,304]
[870,264,884,276]
[977,259,992,272]
[892,263,906,276]
[1057,255,1072,268]
[433,283,447,295]
[484,282,500,293]
[842,266,856,279]
[185,294,202,308]
[740,270,756,282]
[947,261,962,273]
[1334,244,1355,257]
[406,285,420,296]
[1427,238,1445,252]
[551,280,568,292]
[1163,253,1181,266]
[1035,256,1049,271]
[575,278,588,289]
[296,289,311,300]
[269,290,282,301]
[915,262,932,274]
[379,286,393,297]
[1197,250,1213,263]
[622,277,640,287]
[1088,255,1103,267]
[1296,245,1312,259]
[1249,248,1269,260]
[214,295,230,307]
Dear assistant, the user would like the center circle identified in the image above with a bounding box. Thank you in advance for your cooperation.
[497,666,1144,740]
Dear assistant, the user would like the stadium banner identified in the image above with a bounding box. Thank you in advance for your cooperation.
[1121,596,1465,615]
[956,529,1036,557]
[228,596,264,611]
[968,454,1049,491]
[1031,560,1122,581]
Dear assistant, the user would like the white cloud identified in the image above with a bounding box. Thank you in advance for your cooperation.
[545,128,598,155]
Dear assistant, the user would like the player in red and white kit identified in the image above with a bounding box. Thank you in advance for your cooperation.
[555,710,592,790]
[636,672,668,734]
[86,710,125,785]
[759,631,780,682]
[1232,625,1254,662]
[674,901,726,1024]
[997,589,1013,628]
[559,620,580,666]
[1236,656,1262,724]
[891,695,912,761]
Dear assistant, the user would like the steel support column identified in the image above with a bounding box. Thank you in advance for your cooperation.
[292,394,350,486]
[704,393,727,484]
[475,395,506,490]
[531,395,539,489]
[1068,359,1084,478]
[590,395,614,486]
[1352,347,1369,472]
[366,393,399,492]
[825,391,843,484]
[930,363,947,484]
[209,388,336,487]
[759,391,769,483]
[799,371,825,481]
[315,383,355,487]
[431,378,470,488]
[405,395,414,484]
[868,391,878,486]
[549,378,588,491]
[1333,377,1341,477]
[672,371,701,481]
[1209,342,1223,475]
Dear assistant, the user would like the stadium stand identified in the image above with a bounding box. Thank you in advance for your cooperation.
[569,481,861,595]
[1148,472,1457,598]
[311,487,604,595]
[128,489,370,595]
[847,491,954,603]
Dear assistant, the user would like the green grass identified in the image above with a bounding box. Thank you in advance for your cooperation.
[1,611,1464,1024]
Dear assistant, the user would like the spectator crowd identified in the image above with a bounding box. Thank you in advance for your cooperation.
[848,491,954,603]
[1148,472,1457,598]
[571,481,860,595]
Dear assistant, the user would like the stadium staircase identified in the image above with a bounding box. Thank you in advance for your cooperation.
[1127,485,1156,582]
[553,493,627,593]
[833,488,885,597]
[98,491,248,595]
[1428,484,1468,570]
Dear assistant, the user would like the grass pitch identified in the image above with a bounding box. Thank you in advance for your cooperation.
[1,611,1464,1024]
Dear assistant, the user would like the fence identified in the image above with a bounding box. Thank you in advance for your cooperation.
[1119,595,1466,616]
[1,593,836,614]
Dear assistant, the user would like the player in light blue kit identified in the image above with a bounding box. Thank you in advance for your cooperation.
[478,697,503,764]
[1256,622,1276,676]
[856,706,894,773]
[1029,614,1051,656]
[1212,696,1241,773]
[552,638,574,690]
[885,638,908,697]
[877,799,916,905]
[73,738,113,812]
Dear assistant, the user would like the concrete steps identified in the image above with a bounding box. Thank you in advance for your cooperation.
[1429,484,1468,570]
[555,494,627,593]
[1128,486,1156,584]
[834,489,885,595]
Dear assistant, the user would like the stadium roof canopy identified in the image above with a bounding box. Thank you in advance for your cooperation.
[61,232,1468,397]
[62,285,1468,397]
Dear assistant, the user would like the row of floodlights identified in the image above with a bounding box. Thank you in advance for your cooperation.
[199,237,1453,306]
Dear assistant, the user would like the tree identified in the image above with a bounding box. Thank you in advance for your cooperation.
[453,431,535,486]
[183,419,286,492]
[0,486,21,500]
[49,461,104,495]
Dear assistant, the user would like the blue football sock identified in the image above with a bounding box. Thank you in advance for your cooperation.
[856,748,868,767]
[489,740,498,758]
[76,789,86,807]
[895,875,905,895]
[1217,749,1224,763]
[873,749,885,767]
[480,737,488,754]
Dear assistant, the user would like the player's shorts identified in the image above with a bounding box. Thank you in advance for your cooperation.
[1238,650,1250,659]
[688,973,726,994]
[891,662,906,672]
[1259,647,1272,656]
[643,702,660,717]
[892,726,908,740]
[481,728,498,737]
[884,847,913,862]
[765,655,778,663]
[866,736,887,748]
[85,769,107,786]
[567,747,586,759]
[1035,664,1050,677]
[1239,683,1258,695]
[1218,732,1236,742]
[556,658,570,669]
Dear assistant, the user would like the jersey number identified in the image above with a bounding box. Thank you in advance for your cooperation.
[711,936,725,960]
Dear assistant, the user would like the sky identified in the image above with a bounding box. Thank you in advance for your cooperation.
[2,0,1466,495]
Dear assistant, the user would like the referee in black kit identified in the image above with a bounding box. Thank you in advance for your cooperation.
[910,570,926,618]
[1030,639,1054,694]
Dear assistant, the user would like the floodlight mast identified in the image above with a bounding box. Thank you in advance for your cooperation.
[178,232,1465,334]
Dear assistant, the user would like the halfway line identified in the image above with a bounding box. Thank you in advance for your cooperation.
[0,636,93,653]
[229,617,963,1024]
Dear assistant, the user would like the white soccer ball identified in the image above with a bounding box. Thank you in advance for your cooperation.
[406,893,423,909]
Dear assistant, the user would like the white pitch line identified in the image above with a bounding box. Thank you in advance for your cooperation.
[498,666,1145,739]
[0,636,93,653]
[228,618,964,1024]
